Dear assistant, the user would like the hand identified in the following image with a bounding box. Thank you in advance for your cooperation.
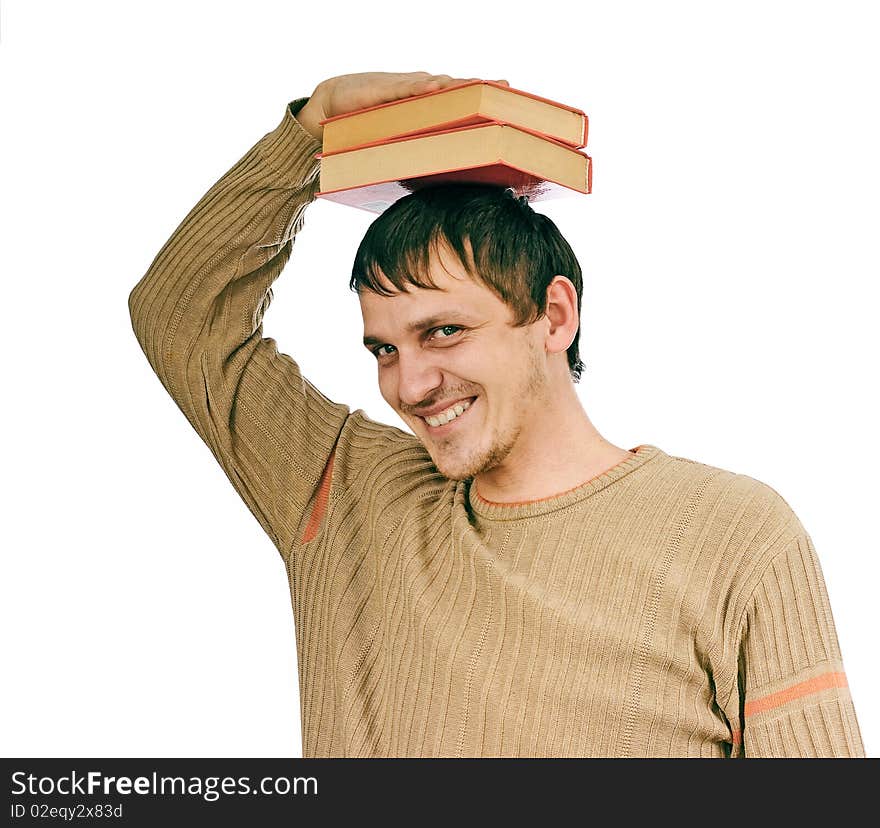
[295,71,510,142]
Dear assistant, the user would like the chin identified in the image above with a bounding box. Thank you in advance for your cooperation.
[417,418,518,481]
[430,443,507,482]
[420,446,474,481]
[428,455,470,482]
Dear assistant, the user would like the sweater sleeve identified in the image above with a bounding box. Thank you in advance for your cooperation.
[127,97,350,561]
[732,530,865,757]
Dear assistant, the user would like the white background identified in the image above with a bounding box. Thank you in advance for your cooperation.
[1,0,877,757]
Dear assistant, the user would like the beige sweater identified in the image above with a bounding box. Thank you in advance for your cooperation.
[128,97,865,758]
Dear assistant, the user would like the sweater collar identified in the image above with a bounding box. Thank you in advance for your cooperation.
[466,444,665,521]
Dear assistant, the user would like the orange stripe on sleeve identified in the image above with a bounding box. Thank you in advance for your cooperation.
[301,450,336,544]
[744,671,848,718]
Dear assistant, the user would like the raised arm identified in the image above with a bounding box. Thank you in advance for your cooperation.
[128,96,349,560]
[128,73,497,561]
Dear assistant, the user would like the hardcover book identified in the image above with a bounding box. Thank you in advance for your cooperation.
[319,79,589,154]
[315,120,591,214]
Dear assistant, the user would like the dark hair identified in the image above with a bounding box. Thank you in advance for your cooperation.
[349,183,586,382]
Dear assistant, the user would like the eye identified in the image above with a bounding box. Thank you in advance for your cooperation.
[372,344,397,358]
[430,325,463,340]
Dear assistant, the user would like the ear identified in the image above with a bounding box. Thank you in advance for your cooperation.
[543,276,579,356]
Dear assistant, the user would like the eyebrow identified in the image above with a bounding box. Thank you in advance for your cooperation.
[363,311,480,347]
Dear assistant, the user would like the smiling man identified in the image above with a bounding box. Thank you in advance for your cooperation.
[355,211,632,498]
[129,71,864,757]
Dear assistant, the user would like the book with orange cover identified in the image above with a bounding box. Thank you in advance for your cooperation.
[318,79,588,153]
[315,120,592,214]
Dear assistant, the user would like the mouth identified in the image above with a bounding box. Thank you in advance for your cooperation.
[417,397,477,433]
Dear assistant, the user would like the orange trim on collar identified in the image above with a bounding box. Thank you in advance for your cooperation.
[474,445,646,507]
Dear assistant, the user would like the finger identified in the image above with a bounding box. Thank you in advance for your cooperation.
[423,75,475,89]
[412,74,504,94]
[433,76,509,88]
[414,75,451,92]
[400,77,445,97]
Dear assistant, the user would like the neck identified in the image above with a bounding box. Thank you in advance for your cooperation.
[474,379,634,505]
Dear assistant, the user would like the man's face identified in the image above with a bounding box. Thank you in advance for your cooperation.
[359,243,550,481]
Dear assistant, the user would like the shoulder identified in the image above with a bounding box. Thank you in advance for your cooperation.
[662,448,815,664]
[651,447,808,602]
[660,446,805,541]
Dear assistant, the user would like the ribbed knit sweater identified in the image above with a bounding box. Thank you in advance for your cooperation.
[128,97,865,758]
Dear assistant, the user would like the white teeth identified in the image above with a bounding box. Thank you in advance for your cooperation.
[424,399,472,428]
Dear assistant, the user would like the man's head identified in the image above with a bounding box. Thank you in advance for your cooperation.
[351,183,586,481]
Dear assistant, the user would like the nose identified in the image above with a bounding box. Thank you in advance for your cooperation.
[395,349,444,409]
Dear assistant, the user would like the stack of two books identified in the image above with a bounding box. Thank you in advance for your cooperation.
[314,80,592,214]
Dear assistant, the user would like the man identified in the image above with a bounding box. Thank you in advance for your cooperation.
[128,71,864,757]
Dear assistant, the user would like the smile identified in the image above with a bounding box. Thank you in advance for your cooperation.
[420,398,475,429]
